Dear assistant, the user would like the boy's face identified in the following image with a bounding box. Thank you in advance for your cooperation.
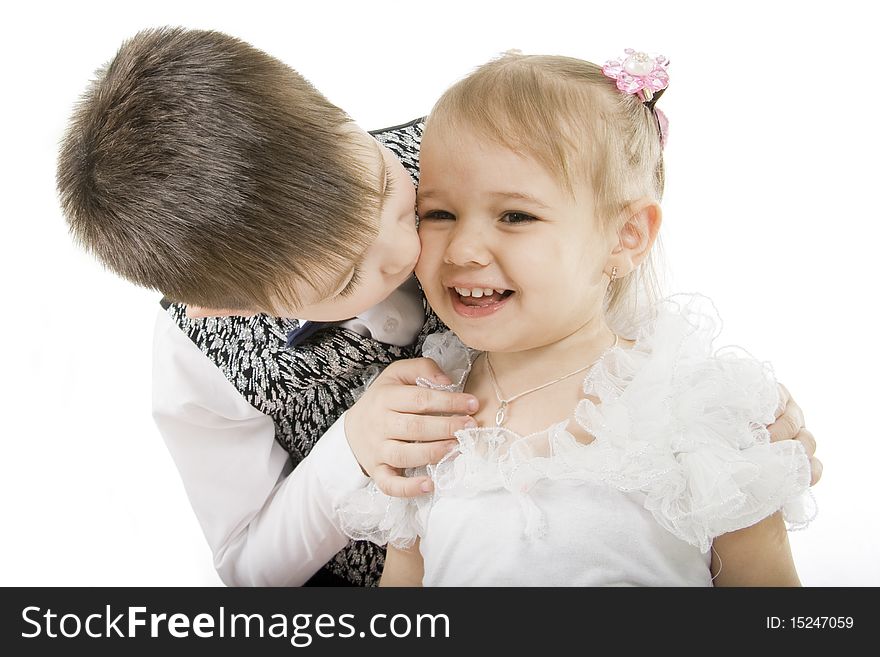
[188,136,420,322]
[278,139,420,321]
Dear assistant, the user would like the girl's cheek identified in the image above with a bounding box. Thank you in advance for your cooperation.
[416,234,441,264]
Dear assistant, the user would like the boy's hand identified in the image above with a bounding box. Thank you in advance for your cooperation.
[769,383,822,486]
[345,358,479,498]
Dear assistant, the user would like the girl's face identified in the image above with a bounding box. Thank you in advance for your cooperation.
[416,126,615,353]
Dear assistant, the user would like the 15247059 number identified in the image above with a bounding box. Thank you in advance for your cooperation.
[792,617,853,629]
[766,616,854,629]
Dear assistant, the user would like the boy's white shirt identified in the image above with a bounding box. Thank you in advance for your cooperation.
[151,280,424,586]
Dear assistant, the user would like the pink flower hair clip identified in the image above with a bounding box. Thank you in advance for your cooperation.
[602,49,669,104]
[602,49,670,148]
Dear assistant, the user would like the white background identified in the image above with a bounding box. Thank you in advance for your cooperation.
[1,0,876,586]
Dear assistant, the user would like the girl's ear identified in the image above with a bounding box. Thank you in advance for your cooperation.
[610,199,662,272]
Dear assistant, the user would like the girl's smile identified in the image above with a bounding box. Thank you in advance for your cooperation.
[447,285,515,318]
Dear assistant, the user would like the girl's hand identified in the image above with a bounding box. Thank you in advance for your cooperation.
[768,383,822,486]
[344,358,479,497]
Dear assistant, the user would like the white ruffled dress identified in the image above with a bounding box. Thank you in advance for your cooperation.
[339,295,815,586]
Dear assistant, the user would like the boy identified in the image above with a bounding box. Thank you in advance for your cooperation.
[57,28,820,586]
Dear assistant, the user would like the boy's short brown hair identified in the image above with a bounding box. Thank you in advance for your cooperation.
[57,27,380,313]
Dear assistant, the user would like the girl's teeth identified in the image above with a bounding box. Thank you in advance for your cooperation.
[454,286,510,297]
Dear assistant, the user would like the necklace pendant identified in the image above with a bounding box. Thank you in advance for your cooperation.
[495,401,508,427]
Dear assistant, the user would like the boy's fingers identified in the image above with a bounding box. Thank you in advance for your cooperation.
[809,456,823,487]
[767,389,805,442]
[383,357,453,387]
[795,429,816,458]
[387,385,479,416]
[795,429,821,486]
[386,412,476,442]
[774,382,805,424]
[372,465,434,498]
[381,439,459,469]
[774,383,791,418]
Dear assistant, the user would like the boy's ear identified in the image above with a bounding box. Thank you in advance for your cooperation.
[610,199,662,272]
[185,305,256,319]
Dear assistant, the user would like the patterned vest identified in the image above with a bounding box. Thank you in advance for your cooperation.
[164,118,442,586]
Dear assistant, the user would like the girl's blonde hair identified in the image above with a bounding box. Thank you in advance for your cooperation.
[426,51,666,333]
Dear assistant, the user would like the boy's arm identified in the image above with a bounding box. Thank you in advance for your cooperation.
[152,310,476,585]
[152,309,364,586]
[710,512,801,586]
[379,542,425,587]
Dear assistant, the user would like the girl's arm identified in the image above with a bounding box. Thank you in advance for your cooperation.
[380,541,425,587]
[710,511,801,586]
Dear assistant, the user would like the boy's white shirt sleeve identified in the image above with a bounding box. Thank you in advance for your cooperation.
[152,309,369,587]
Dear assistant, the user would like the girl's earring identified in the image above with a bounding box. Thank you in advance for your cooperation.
[609,266,618,287]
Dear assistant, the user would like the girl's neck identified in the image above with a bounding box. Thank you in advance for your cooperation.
[484,315,615,387]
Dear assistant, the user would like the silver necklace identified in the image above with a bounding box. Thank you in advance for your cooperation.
[485,334,619,427]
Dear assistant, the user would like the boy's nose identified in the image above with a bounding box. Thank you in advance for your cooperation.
[381,255,413,277]
[381,231,420,276]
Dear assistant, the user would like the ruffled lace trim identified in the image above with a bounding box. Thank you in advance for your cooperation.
[338,294,816,552]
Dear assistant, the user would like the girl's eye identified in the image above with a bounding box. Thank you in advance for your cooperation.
[419,210,455,221]
[501,212,537,224]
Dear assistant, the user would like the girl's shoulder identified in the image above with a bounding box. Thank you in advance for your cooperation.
[577,293,816,551]
[593,293,778,405]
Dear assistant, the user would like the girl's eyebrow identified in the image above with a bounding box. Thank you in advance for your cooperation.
[487,191,550,209]
[417,189,550,210]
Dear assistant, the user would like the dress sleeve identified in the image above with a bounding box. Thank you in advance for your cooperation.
[576,296,816,553]
[337,475,430,549]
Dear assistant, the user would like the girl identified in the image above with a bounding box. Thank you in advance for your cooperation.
[340,50,815,586]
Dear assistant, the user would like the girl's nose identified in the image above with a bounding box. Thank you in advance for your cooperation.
[443,220,491,267]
